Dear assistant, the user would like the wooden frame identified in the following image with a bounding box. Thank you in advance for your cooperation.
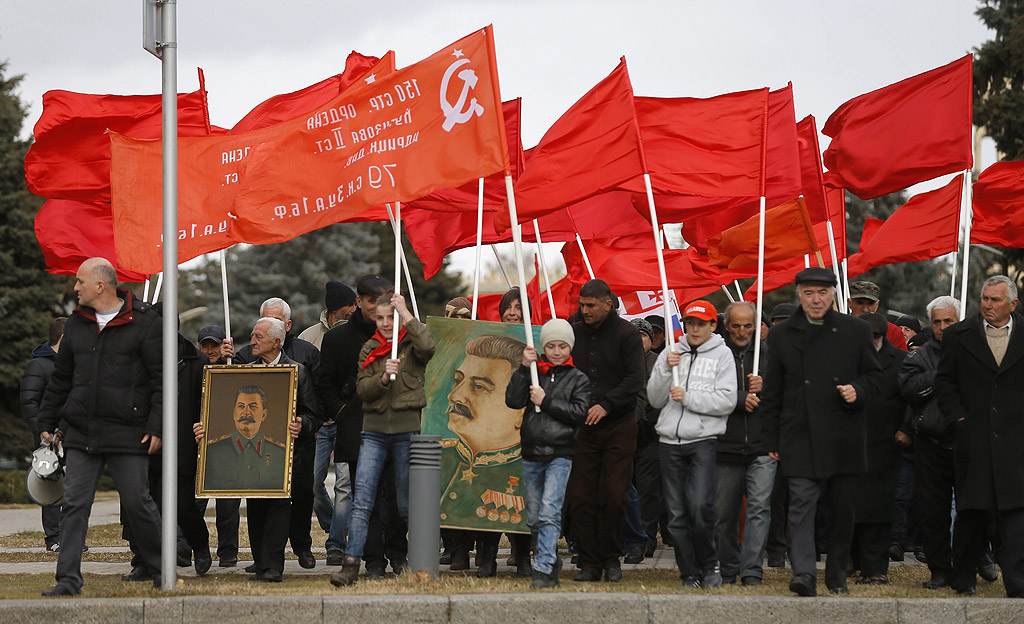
[195,364,297,498]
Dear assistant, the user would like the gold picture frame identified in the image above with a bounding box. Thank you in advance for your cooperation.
[195,364,297,498]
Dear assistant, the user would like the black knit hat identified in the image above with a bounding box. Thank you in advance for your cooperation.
[325,281,356,312]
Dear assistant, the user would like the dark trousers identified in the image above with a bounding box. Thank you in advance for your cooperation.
[57,450,161,591]
[788,474,857,589]
[288,436,316,554]
[634,442,666,545]
[766,467,789,558]
[247,498,290,575]
[201,498,241,560]
[915,436,955,578]
[853,522,892,577]
[622,474,648,549]
[891,451,917,548]
[42,503,61,548]
[569,416,637,573]
[660,440,718,578]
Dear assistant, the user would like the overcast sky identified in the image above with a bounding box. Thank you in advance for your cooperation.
[2,0,996,276]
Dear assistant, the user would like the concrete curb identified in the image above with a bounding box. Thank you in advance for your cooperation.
[2,593,1021,623]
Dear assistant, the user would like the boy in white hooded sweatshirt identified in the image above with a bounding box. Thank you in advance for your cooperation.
[648,300,737,589]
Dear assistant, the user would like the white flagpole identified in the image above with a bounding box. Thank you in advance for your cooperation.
[721,285,737,304]
[752,196,767,376]
[390,201,402,380]
[958,170,973,320]
[220,248,233,364]
[386,204,420,321]
[643,173,679,386]
[533,219,557,320]
[504,175,540,410]
[842,258,852,307]
[804,254,810,269]
[151,272,164,304]
[490,245,513,288]
[825,220,845,313]
[733,280,743,301]
[142,276,152,303]
[575,234,596,280]
[471,178,485,320]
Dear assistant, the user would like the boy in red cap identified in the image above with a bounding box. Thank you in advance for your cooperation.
[647,300,737,590]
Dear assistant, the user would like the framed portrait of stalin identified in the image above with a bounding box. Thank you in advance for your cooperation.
[422,317,540,534]
[196,365,297,498]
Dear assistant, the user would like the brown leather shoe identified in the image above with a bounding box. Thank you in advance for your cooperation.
[329,555,360,587]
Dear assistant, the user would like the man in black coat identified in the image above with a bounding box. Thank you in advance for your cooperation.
[317,274,407,575]
[714,302,774,586]
[37,258,163,595]
[898,295,963,589]
[229,297,320,569]
[196,317,323,582]
[851,312,907,584]
[19,317,66,552]
[568,279,646,582]
[761,267,882,597]
[936,275,1024,597]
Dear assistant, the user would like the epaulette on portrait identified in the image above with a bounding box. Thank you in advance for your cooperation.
[264,436,287,449]
[209,433,231,443]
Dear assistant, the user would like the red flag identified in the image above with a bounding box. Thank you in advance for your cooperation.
[706,197,820,270]
[25,86,212,202]
[630,88,768,198]
[495,58,645,232]
[742,220,845,298]
[822,55,973,199]
[229,52,387,133]
[971,161,1024,247]
[34,200,148,282]
[846,174,964,277]
[678,85,803,250]
[796,115,833,224]
[465,293,504,322]
[858,218,884,252]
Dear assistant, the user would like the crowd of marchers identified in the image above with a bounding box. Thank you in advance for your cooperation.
[19,256,1024,598]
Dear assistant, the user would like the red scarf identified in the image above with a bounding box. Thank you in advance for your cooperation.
[362,327,407,369]
[536,355,574,375]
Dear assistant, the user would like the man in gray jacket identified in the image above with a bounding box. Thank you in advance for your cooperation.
[648,300,737,589]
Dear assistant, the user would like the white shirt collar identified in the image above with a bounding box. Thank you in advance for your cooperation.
[263,351,283,365]
[985,316,1013,335]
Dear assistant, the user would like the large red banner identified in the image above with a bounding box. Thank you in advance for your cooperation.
[111,28,509,274]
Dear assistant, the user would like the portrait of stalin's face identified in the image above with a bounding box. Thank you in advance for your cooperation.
[445,334,525,455]
[233,386,268,439]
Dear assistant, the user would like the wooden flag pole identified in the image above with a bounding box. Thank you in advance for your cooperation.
[533,219,557,320]
[386,204,420,321]
[957,169,973,320]
[220,248,233,364]
[504,175,540,410]
[390,201,402,381]
[471,178,485,320]
[752,196,767,376]
[643,173,679,387]
[575,234,596,280]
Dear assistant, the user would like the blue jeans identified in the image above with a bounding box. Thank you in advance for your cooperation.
[622,474,648,550]
[660,440,718,578]
[313,423,352,552]
[522,457,572,575]
[345,431,411,559]
[714,455,777,580]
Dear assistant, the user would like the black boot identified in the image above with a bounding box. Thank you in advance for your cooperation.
[476,542,498,578]
[515,554,533,577]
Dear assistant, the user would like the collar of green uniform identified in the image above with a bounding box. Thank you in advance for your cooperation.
[448,438,521,465]
[231,429,264,455]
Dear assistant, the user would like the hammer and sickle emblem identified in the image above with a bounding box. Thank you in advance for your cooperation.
[440,58,485,132]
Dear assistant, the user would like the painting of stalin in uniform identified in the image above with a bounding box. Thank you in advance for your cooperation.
[205,385,287,491]
[440,334,529,533]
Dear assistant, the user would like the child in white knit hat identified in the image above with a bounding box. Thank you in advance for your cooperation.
[505,318,591,588]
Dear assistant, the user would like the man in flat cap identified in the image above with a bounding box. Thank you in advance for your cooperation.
[761,267,882,597]
[847,281,908,350]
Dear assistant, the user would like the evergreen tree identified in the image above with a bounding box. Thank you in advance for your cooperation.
[973,0,1024,287]
[0,62,71,463]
